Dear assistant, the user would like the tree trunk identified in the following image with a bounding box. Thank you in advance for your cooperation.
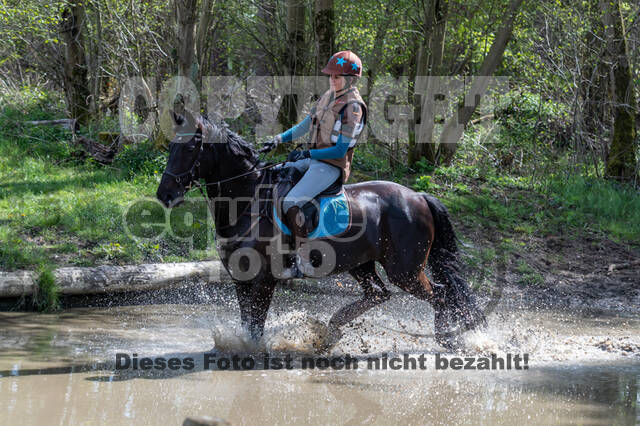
[409,0,447,165]
[84,4,102,120]
[603,0,637,181]
[59,0,91,127]
[175,0,199,81]
[195,0,213,88]
[209,8,227,77]
[438,0,524,165]
[366,4,391,101]
[314,0,334,74]
[281,0,306,129]
[580,1,609,140]
[255,0,277,76]
[415,0,448,165]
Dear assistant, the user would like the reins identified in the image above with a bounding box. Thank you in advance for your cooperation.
[163,128,286,235]
[193,161,283,233]
[200,159,286,194]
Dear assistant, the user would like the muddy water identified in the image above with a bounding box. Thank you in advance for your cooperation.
[1,279,639,425]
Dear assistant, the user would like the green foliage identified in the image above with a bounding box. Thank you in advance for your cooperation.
[413,175,441,191]
[495,90,570,170]
[434,164,481,181]
[352,143,393,177]
[540,175,640,242]
[33,265,59,311]
[414,157,435,173]
[112,142,168,180]
[515,260,544,286]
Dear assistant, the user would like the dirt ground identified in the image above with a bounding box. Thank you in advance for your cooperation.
[456,218,640,314]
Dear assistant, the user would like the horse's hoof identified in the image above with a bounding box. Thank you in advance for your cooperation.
[279,266,303,279]
[315,327,342,353]
[436,332,464,353]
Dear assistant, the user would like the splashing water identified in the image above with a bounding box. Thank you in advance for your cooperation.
[210,311,330,355]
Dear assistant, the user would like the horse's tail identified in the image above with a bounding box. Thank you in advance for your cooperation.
[423,194,486,336]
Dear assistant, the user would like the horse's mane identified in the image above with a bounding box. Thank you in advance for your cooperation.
[201,115,259,165]
[226,128,259,163]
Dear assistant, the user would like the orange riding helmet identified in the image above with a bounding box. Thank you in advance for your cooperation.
[321,50,362,76]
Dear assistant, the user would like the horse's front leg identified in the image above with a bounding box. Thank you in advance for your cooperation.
[234,281,254,336]
[234,278,277,340]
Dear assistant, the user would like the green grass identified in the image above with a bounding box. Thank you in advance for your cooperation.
[540,174,640,243]
[410,161,639,287]
[412,163,640,245]
[515,260,544,286]
[33,265,59,311]
[0,89,218,271]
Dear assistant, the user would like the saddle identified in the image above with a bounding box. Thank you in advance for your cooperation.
[272,165,343,235]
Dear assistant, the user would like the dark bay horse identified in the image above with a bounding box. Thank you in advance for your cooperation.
[156,111,485,348]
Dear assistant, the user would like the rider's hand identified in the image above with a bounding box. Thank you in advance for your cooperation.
[259,135,281,153]
[287,149,311,162]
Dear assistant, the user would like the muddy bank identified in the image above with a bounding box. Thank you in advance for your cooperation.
[455,218,640,314]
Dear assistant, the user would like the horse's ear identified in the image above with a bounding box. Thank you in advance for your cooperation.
[195,116,204,132]
[171,110,184,126]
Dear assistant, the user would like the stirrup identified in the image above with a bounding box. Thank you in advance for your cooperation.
[279,265,303,279]
[295,249,314,277]
[282,241,303,279]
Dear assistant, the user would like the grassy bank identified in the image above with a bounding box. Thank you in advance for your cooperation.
[1,88,638,275]
[412,164,640,244]
[0,89,216,272]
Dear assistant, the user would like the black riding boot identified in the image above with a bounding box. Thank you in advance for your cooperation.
[282,234,300,279]
[284,206,307,278]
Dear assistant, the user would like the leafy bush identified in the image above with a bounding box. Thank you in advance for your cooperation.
[434,164,481,180]
[413,175,441,191]
[113,141,168,180]
[491,90,571,174]
[414,157,435,173]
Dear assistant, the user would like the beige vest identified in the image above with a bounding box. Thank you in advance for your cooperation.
[305,87,367,182]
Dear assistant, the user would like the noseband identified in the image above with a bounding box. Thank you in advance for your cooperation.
[161,132,204,190]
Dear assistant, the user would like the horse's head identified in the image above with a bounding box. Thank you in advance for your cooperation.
[156,110,207,207]
[156,110,260,208]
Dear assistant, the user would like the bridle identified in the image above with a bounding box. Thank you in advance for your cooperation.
[161,131,204,191]
[161,130,286,234]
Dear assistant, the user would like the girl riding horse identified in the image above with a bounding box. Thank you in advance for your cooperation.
[261,51,367,277]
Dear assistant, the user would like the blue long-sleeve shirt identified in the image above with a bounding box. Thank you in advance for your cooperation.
[278,114,350,160]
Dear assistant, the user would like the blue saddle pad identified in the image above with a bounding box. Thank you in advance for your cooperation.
[274,193,350,239]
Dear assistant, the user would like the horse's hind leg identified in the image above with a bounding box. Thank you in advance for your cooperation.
[382,258,462,349]
[323,262,391,350]
[351,261,391,302]
[386,268,434,302]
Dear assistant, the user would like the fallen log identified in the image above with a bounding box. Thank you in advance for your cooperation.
[25,118,79,132]
[607,259,640,273]
[75,135,122,164]
[0,261,231,298]
[25,118,132,164]
[183,417,230,426]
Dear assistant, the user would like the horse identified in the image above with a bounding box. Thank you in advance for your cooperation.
[156,111,486,349]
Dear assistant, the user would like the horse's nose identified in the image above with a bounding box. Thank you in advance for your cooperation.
[157,190,171,207]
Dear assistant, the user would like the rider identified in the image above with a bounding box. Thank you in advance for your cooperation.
[262,50,368,245]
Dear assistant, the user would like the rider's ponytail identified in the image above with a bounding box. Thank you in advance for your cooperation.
[343,75,360,89]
